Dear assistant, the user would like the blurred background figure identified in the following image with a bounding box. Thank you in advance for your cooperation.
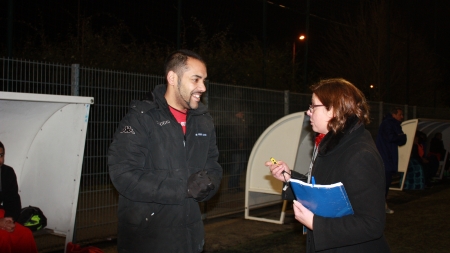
[429,132,446,162]
[376,107,407,214]
[228,111,250,192]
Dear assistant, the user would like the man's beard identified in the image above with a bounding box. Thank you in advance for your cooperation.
[177,79,193,110]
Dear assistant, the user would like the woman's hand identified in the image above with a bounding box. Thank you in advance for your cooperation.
[293,200,314,230]
[0,217,16,233]
[264,160,291,182]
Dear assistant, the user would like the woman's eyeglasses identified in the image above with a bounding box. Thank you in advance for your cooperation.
[308,104,325,113]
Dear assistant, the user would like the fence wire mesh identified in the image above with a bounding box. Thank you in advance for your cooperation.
[1,57,449,251]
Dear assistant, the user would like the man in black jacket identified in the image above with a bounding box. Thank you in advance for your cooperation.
[108,50,222,253]
[376,107,407,214]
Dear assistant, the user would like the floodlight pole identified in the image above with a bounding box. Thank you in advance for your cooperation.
[303,0,310,91]
[177,0,182,50]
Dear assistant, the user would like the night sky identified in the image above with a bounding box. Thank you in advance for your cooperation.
[5,1,447,48]
[2,0,450,84]
[3,0,311,46]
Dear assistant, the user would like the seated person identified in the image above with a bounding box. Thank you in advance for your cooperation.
[0,141,38,253]
[429,132,446,161]
[411,132,437,187]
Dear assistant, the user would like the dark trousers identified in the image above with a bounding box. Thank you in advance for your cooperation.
[421,158,438,186]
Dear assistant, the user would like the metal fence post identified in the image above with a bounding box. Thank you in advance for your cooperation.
[284,90,289,115]
[202,79,210,221]
[379,102,383,126]
[404,105,408,120]
[71,64,80,96]
[204,80,209,109]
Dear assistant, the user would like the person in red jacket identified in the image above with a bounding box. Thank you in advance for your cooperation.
[0,141,38,253]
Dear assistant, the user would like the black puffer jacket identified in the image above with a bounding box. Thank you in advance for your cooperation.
[108,85,222,253]
[288,117,390,253]
[308,117,389,252]
[375,113,407,173]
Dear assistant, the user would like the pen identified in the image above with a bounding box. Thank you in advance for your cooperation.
[311,176,315,187]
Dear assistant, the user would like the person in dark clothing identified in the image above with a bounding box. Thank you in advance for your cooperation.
[108,50,222,253]
[376,107,407,214]
[266,78,390,253]
[429,132,448,178]
[228,110,250,192]
[0,141,38,253]
[411,131,438,187]
[429,132,446,161]
[0,143,21,223]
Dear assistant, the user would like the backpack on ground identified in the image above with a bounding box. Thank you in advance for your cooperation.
[17,205,47,231]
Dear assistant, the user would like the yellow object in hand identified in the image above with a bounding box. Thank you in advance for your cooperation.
[270,157,277,165]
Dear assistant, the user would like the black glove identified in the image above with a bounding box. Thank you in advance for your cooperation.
[187,170,215,200]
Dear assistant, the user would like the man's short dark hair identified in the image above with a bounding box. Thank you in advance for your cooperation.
[0,141,4,151]
[164,49,205,78]
[390,107,402,115]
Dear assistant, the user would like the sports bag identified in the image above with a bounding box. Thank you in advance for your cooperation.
[17,205,48,231]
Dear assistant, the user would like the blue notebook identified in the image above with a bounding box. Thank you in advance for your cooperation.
[289,178,354,218]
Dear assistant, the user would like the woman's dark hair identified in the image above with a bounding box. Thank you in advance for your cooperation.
[310,78,370,134]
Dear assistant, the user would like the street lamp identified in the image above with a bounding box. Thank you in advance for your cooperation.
[369,84,374,101]
[292,35,306,88]
[292,35,306,65]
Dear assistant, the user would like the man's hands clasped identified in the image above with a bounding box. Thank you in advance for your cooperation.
[0,217,16,233]
[187,170,215,201]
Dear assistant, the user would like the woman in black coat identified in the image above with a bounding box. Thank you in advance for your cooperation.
[266,78,390,252]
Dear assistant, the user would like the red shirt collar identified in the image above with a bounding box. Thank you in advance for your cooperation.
[315,133,325,147]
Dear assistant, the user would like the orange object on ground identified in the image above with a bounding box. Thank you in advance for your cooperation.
[66,242,103,253]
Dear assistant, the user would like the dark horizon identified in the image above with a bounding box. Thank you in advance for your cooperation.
[2,0,450,107]
[3,0,449,54]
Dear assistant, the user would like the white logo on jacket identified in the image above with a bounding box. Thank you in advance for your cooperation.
[157,120,170,126]
[120,126,135,134]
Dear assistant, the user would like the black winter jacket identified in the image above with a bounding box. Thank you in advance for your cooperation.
[376,114,407,173]
[0,164,22,221]
[108,85,222,253]
[291,117,390,253]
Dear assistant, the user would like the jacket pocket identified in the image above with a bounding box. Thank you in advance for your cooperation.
[119,197,164,228]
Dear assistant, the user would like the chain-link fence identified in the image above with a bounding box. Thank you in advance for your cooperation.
[1,57,450,251]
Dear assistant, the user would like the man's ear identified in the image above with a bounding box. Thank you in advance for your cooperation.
[167,71,177,86]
